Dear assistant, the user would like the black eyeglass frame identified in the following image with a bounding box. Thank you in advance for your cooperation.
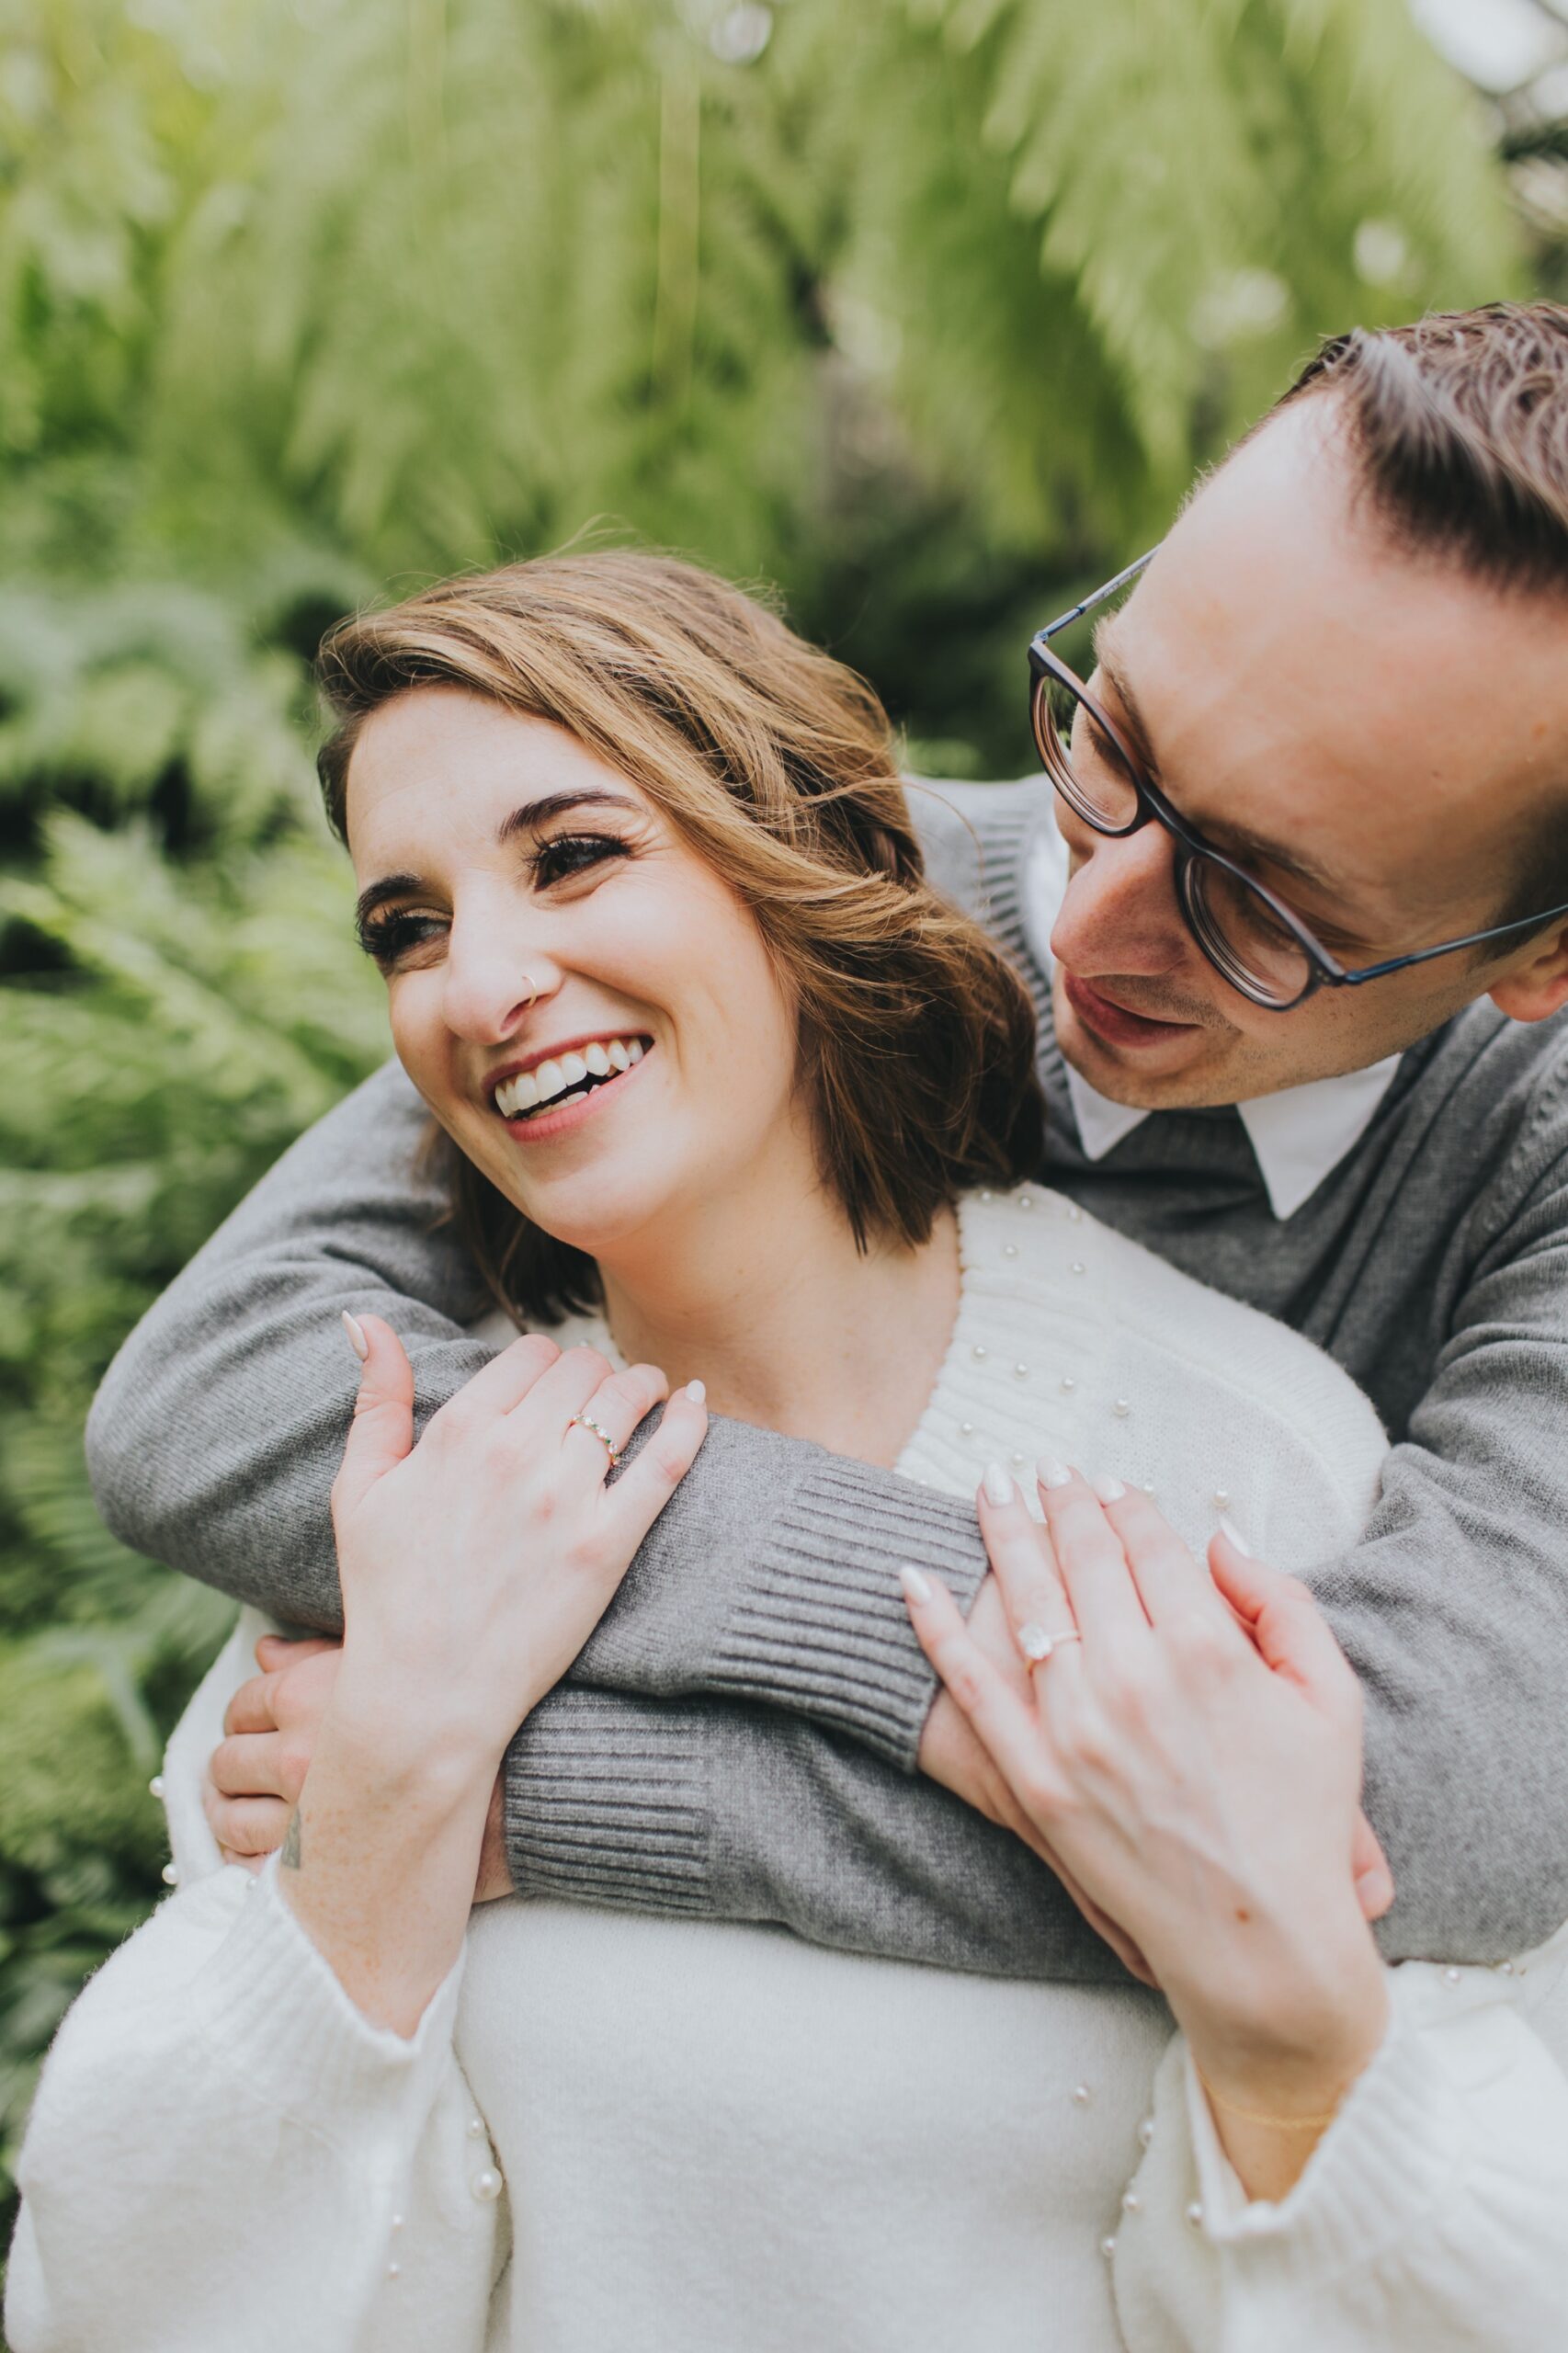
[1028,545,1568,1012]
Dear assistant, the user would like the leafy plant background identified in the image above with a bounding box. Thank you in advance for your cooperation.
[0,0,1562,2280]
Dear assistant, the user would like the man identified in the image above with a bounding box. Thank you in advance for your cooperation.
[90,301,1568,1972]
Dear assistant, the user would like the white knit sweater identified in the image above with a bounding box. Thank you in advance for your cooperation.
[10,1187,1568,2353]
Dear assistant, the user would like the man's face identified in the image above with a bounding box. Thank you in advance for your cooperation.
[1049,400,1568,1108]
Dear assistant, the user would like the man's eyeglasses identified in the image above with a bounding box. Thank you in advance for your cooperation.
[1028,547,1568,1012]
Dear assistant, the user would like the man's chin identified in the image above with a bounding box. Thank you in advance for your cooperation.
[1054,987,1221,1108]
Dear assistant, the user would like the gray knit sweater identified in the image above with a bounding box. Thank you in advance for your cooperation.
[85,779,1568,1974]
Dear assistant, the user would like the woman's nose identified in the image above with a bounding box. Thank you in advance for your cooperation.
[1050,823,1191,980]
[439,915,553,1044]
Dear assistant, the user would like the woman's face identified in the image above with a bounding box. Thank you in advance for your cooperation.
[346,687,803,1257]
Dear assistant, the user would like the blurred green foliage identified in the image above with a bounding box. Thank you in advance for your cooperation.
[0,0,1540,2270]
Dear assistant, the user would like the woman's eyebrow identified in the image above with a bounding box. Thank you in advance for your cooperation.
[354,872,424,932]
[354,790,640,932]
[494,787,639,845]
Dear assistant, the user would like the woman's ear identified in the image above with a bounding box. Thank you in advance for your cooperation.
[1490,921,1568,1025]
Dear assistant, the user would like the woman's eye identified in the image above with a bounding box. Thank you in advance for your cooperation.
[530,833,630,889]
[359,911,447,968]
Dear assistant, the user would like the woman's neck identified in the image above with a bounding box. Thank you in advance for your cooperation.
[596,1140,960,1471]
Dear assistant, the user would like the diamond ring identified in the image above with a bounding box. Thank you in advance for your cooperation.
[568,1411,621,1471]
[1017,1622,1083,1665]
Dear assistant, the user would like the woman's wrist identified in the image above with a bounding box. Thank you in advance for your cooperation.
[1175,1908,1391,2127]
[326,1650,517,1795]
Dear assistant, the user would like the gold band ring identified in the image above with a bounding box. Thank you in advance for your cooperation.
[1017,1622,1083,1665]
[568,1412,621,1471]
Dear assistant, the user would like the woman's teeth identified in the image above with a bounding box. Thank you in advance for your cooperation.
[494,1037,645,1120]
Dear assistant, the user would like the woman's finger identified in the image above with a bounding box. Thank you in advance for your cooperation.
[440,1328,562,1418]
[562,1361,669,1473]
[901,1567,1069,1816]
[605,1383,710,1549]
[1208,1526,1358,1715]
[975,1466,1077,1657]
[332,1313,416,1518]
[1092,1483,1240,1633]
[505,1344,625,1449]
[1034,1463,1153,1653]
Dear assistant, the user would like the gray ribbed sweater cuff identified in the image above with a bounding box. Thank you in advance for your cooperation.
[503,1690,713,1915]
[573,1415,991,1776]
[703,1459,991,1768]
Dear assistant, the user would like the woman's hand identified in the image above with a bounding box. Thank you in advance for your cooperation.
[268,1313,706,2031]
[326,1314,708,1767]
[903,1465,1391,2196]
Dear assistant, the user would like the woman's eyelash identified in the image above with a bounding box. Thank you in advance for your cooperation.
[529,831,631,886]
[358,910,443,964]
[358,835,631,965]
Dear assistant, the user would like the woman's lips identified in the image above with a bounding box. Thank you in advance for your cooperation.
[499,1045,653,1144]
[1061,972,1200,1051]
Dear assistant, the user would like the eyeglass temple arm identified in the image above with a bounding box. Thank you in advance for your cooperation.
[1345,899,1568,984]
[1037,547,1162,645]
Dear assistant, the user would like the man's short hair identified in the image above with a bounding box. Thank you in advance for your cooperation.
[1277,302,1568,934]
[1278,301,1568,596]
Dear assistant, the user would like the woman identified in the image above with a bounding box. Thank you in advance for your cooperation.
[9,553,1568,2353]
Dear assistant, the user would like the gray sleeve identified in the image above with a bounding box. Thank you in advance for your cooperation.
[85,1057,986,1762]
[1319,1128,1568,1965]
[502,1686,1124,1984]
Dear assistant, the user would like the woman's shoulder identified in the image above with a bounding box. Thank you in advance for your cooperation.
[959,1186,1386,1534]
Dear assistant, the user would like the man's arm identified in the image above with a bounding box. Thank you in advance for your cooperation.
[1313,1120,1568,1962]
[500,1687,1125,1982]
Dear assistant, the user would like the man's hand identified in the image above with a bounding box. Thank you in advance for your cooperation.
[206,1632,514,1900]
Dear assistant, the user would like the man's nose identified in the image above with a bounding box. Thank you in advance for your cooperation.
[439,909,554,1044]
[1049,823,1192,980]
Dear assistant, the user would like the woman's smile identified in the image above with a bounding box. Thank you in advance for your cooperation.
[489,1032,653,1143]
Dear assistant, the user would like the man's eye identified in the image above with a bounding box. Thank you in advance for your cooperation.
[531,834,630,889]
[358,911,446,967]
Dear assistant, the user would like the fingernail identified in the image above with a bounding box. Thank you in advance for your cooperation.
[342,1311,369,1362]
[686,1379,707,1404]
[1037,1457,1072,1490]
[983,1461,1016,1507]
[1218,1514,1253,1557]
[900,1564,932,1604]
[1091,1473,1126,1504]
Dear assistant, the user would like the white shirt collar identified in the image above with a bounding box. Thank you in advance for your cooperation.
[1019,801,1402,1222]
[1062,1055,1402,1220]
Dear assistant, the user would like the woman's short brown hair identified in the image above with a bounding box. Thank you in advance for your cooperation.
[316,551,1044,1323]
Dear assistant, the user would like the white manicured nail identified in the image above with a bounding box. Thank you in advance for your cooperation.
[1092,1473,1126,1504]
[983,1461,1016,1506]
[686,1379,707,1404]
[1218,1514,1253,1557]
[342,1311,369,1362]
[901,1565,932,1604]
[1037,1458,1072,1490]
